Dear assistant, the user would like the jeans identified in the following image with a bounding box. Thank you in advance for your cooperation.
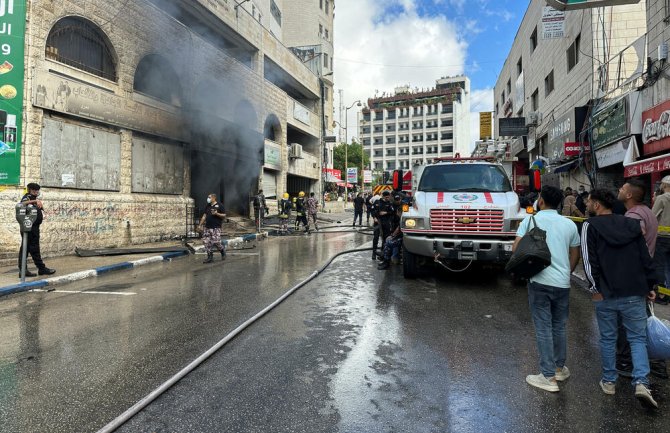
[656,236,670,287]
[528,281,570,378]
[353,209,363,225]
[594,296,650,386]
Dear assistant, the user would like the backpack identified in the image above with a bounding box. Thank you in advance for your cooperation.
[505,216,552,279]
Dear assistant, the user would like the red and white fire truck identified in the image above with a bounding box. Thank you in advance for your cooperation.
[397,155,528,278]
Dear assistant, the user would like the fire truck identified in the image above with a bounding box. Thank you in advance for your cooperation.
[397,155,529,278]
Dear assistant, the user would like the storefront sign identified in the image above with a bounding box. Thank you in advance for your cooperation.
[624,154,670,178]
[641,99,670,155]
[596,137,632,168]
[293,101,311,125]
[542,7,566,39]
[499,117,527,136]
[264,141,281,169]
[591,98,629,150]
[479,112,492,140]
[0,0,26,184]
[347,167,357,183]
[564,142,580,156]
[33,70,185,140]
[363,169,372,184]
[322,168,341,182]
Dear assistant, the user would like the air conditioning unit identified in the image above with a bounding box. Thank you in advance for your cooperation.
[289,143,303,159]
[526,112,543,126]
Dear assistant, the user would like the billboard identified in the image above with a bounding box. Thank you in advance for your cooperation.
[347,167,357,183]
[479,112,492,140]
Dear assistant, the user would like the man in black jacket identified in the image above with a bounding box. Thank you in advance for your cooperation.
[581,189,660,408]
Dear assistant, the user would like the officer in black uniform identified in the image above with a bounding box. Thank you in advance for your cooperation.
[370,194,381,259]
[18,183,55,277]
[377,190,395,242]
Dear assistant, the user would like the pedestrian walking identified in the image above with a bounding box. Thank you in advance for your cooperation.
[295,191,309,234]
[199,193,226,263]
[253,189,268,233]
[652,175,670,304]
[513,186,580,393]
[17,183,55,277]
[306,192,320,231]
[581,188,660,408]
[616,179,667,379]
[278,193,291,235]
[353,193,365,227]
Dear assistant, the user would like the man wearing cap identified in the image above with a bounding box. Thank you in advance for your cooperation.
[653,175,670,303]
[18,183,55,277]
[377,191,395,244]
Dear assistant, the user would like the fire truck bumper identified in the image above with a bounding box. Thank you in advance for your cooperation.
[404,235,515,263]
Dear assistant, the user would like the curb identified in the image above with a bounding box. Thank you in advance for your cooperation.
[0,250,189,298]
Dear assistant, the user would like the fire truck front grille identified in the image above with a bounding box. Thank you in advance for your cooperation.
[430,209,504,232]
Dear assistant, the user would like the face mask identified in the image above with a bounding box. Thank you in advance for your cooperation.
[207,197,212,204]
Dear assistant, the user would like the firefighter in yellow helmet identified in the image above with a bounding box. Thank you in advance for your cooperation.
[278,192,291,235]
[295,191,309,233]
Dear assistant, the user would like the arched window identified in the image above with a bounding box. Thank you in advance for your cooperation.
[264,114,281,142]
[134,54,182,106]
[46,17,117,81]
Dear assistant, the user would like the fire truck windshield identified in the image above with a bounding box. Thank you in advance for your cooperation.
[418,164,512,193]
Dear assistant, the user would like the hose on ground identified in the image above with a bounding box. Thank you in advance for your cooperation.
[96,245,374,433]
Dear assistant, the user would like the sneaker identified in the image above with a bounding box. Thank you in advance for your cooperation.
[599,380,616,395]
[555,366,570,381]
[526,374,559,392]
[634,384,658,409]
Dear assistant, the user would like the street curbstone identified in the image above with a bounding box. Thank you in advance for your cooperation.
[0,280,48,297]
[95,262,133,275]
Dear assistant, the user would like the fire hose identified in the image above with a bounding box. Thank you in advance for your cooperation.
[96,246,374,433]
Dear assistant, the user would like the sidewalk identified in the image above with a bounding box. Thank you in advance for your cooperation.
[0,233,266,297]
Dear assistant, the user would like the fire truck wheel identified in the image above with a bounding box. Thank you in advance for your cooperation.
[402,245,419,279]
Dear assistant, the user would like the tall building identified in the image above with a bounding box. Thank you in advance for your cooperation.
[359,76,471,174]
[494,0,647,191]
[0,0,326,260]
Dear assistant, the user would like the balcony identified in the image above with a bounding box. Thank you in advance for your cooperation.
[288,150,320,180]
[287,98,319,138]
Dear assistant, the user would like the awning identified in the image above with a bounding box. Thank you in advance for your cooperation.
[552,159,578,173]
[624,153,670,177]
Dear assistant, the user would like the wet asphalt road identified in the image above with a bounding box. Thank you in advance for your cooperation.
[1,228,670,433]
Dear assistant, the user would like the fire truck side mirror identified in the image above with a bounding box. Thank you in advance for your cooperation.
[529,169,542,193]
[392,170,403,191]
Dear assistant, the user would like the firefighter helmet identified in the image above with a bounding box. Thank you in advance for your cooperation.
[283,192,289,199]
[299,191,305,197]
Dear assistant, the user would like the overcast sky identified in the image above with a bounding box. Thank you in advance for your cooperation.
[333,0,528,147]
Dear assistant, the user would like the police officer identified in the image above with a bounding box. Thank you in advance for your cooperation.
[18,183,55,277]
[199,193,226,263]
[377,190,395,242]
[370,194,382,259]
[278,192,292,235]
[295,191,309,233]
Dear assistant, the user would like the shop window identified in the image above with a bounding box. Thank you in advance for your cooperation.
[46,17,117,81]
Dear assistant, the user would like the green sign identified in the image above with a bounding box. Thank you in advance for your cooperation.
[591,99,628,150]
[0,0,26,184]
[264,143,280,169]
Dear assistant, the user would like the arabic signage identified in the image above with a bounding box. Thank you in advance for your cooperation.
[0,0,26,184]
[591,98,629,150]
[624,154,670,178]
[322,168,341,182]
[479,112,492,140]
[641,98,670,155]
[33,70,185,140]
[264,140,281,169]
[363,169,372,184]
[542,7,566,39]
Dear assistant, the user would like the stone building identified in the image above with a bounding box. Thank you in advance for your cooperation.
[494,0,647,191]
[0,0,326,262]
[358,76,471,174]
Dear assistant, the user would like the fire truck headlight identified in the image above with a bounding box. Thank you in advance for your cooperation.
[404,219,417,228]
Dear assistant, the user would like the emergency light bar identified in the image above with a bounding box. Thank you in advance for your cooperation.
[433,155,496,163]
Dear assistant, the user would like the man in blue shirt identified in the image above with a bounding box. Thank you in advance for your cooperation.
[514,185,581,392]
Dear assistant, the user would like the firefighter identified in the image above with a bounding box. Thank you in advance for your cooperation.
[278,192,291,235]
[295,191,309,233]
[199,193,226,263]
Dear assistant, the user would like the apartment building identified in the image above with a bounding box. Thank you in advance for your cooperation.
[494,0,647,190]
[358,76,471,174]
[0,0,326,260]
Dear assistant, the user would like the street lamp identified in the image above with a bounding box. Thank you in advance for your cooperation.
[344,100,362,206]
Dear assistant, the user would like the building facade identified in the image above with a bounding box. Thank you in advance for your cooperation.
[494,0,647,192]
[0,0,326,262]
[358,76,471,176]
